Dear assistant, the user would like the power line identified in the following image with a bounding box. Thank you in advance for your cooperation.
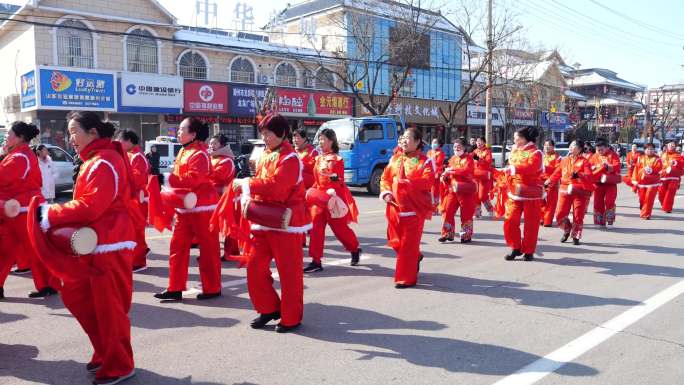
[587,0,684,40]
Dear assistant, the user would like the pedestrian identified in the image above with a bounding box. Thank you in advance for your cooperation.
[468,137,477,153]
[632,143,662,220]
[658,140,683,214]
[304,128,361,273]
[35,144,57,203]
[503,126,544,261]
[293,128,318,190]
[380,126,435,288]
[426,138,446,213]
[34,111,137,384]
[0,122,57,299]
[541,139,561,227]
[233,113,310,333]
[115,129,150,272]
[146,144,161,186]
[590,138,621,227]
[472,136,494,217]
[439,138,476,243]
[154,117,222,301]
[550,140,594,245]
[207,134,239,260]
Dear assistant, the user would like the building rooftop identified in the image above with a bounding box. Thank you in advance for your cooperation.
[568,68,644,92]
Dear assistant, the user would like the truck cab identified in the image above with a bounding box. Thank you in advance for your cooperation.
[315,115,404,195]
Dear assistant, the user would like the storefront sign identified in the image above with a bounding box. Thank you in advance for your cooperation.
[34,67,116,111]
[541,111,571,131]
[510,108,536,126]
[466,105,505,126]
[119,73,183,113]
[274,89,352,118]
[357,97,463,125]
[184,80,229,114]
[229,84,267,117]
[165,114,258,125]
[20,70,37,111]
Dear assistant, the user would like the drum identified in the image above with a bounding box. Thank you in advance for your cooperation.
[513,184,544,199]
[243,200,292,229]
[160,188,197,210]
[565,184,591,197]
[452,181,477,194]
[47,227,98,256]
[1,199,20,218]
[305,188,330,208]
[600,174,622,184]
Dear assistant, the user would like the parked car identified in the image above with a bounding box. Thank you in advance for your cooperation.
[144,136,182,174]
[490,145,511,168]
[30,144,75,193]
[247,139,265,177]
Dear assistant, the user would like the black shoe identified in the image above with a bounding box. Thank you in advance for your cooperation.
[275,322,301,333]
[561,233,570,243]
[395,283,415,289]
[197,291,221,300]
[505,249,522,261]
[460,238,471,244]
[250,311,281,329]
[350,249,361,266]
[28,287,58,298]
[12,268,31,275]
[303,261,323,273]
[543,224,552,228]
[92,370,135,385]
[417,254,424,272]
[447,236,454,242]
[154,290,182,301]
[438,236,448,243]
[572,238,580,245]
[86,361,102,373]
[523,253,534,261]
[0,287,4,299]
[190,243,199,249]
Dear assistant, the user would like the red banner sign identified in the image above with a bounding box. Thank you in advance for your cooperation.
[184,80,229,114]
[274,89,352,117]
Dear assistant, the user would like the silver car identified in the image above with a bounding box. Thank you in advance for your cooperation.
[32,144,75,193]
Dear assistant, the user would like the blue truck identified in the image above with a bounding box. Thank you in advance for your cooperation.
[315,115,404,195]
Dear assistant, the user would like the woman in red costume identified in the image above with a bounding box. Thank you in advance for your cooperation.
[0,121,57,299]
[658,140,684,213]
[632,143,663,219]
[472,136,494,217]
[154,118,222,301]
[590,138,622,227]
[380,127,435,288]
[304,128,361,273]
[549,140,594,245]
[541,139,561,227]
[233,113,311,333]
[208,134,238,259]
[503,127,543,262]
[426,138,446,212]
[115,129,150,272]
[439,138,476,243]
[36,111,136,384]
[293,128,319,190]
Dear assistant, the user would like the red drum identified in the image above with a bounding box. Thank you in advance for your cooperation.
[243,200,292,229]
[473,168,491,179]
[452,181,477,194]
[47,227,98,256]
[160,188,197,209]
[305,188,331,208]
[513,184,544,199]
[1,199,20,218]
[565,184,591,197]
[600,174,622,184]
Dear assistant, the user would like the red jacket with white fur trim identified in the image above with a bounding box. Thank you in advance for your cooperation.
[168,141,218,213]
[0,143,43,206]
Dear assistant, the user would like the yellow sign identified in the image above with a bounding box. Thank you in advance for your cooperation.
[550,105,557,113]
[355,80,364,90]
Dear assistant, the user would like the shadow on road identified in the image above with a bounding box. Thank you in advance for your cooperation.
[537,257,684,277]
[299,303,598,377]
[0,310,27,324]
[129,303,239,330]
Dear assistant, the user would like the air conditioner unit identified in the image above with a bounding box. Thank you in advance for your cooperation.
[257,74,271,84]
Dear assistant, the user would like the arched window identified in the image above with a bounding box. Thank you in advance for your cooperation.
[56,19,94,68]
[126,28,158,73]
[316,68,335,90]
[303,69,315,89]
[230,57,255,83]
[275,62,297,87]
[178,51,207,80]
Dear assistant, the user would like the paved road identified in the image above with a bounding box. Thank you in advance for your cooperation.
[2,184,683,385]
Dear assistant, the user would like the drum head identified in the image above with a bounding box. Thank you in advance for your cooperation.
[183,192,198,209]
[139,190,146,203]
[72,227,98,255]
[3,199,20,218]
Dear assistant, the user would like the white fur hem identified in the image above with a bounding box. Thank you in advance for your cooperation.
[637,183,661,188]
[93,241,137,254]
[39,204,51,233]
[507,192,542,201]
[250,223,313,233]
[661,177,680,181]
[509,165,516,176]
[398,211,416,217]
[176,204,218,214]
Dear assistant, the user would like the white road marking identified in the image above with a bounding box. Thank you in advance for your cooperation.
[492,279,684,385]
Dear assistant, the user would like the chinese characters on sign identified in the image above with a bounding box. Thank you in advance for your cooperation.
[184,80,229,114]
[20,70,36,111]
[38,68,116,110]
[120,73,183,113]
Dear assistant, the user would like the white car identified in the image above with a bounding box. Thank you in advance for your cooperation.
[32,144,75,193]
[144,136,183,174]
[490,145,511,168]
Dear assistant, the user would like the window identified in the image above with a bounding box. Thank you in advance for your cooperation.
[48,147,71,162]
[230,57,255,83]
[359,123,383,142]
[178,51,207,80]
[56,19,94,68]
[389,25,430,69]
[275,63,297,87]
[316,68,335,90]
[303,69,315,89]
[156,145,169,157]
[173,144,182,156]
[126,28,158,73]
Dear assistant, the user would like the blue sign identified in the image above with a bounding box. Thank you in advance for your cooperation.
[541,111,571,131]
[20,70,36,110]
[38,68,116,111]
[229,83,267,117]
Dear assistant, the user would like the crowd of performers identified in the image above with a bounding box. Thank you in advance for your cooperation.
[1,112,683,385]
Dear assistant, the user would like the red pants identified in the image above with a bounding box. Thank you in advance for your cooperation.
[308,209,359,263]
[0,213,56,290]
[475,176,493,212]
[131,202,148,267]
[441,192,475,240]
[223,236,240,257]
[247,231,304,327]
[392,215,425,286]
[168,211,221,293]
[658,179,680,213]
[638,186,659,219]
[556,192,589,239]
[60,249,134,379]
[593,184,617,225]
[503,198,541,254]
[542,185,559,226]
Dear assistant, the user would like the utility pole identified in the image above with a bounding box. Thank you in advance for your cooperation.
[485,0,493,143]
